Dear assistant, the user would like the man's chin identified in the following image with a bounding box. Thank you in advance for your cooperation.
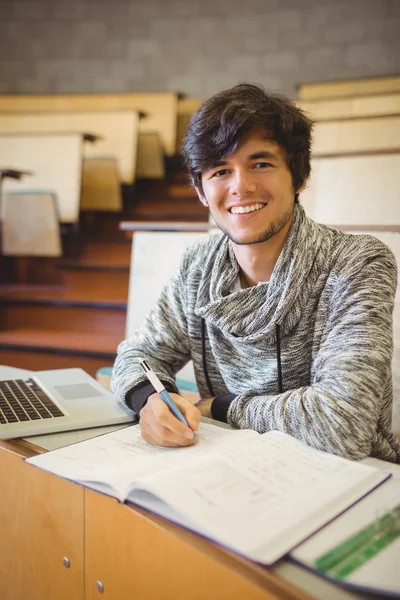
[223,226,279,246]
[229,234,273,246]
[218,209,294,246]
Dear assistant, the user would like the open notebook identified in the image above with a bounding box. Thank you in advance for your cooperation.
[26,423,390,565]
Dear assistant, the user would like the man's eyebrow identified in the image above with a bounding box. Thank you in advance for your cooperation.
[208,159,229,169]
[248,151,280,161]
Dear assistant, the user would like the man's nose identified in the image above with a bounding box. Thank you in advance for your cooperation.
[229,170,257,197]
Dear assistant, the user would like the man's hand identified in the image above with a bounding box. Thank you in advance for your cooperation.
[140,392,201,447]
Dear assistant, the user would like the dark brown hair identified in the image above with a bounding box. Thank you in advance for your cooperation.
[182,83,313,203]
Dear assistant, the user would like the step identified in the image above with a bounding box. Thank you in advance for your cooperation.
[167,184,197,198]
[0,347,112,378]
[0,328,121,378]
[76,240,132,266]
[0,329,120,378]
[0,329,121,357]
[131,197,208,221]
[59,267,129,295]
[80,211,125,235]
[1,301,126,337]
[0,283,128,305]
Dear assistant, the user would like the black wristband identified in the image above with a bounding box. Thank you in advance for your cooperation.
[211,392,237,423]
[125,381,176,416]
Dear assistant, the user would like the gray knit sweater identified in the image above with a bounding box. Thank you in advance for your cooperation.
[112,205,400,463]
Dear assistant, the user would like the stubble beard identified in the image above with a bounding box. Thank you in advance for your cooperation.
[211,202,295,246]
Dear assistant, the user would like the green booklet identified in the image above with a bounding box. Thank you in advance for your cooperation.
[291,462,400,597]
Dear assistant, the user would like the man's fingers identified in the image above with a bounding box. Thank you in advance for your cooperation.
[149,419,197,446]
[140,420,196,448]
[166,394,201,432]
[150,394,200,438]
[139,393,201,447]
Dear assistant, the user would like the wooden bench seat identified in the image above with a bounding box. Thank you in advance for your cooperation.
[176,97,203,153]
[0,133,84,224]
[1,192,62,257]
[81,157,122,212]
[135,133,165,178]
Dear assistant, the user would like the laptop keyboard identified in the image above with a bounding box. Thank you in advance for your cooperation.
[0,379,64,424]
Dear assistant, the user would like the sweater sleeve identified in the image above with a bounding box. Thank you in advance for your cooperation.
[227,248,399,461]
[111,260,191,414]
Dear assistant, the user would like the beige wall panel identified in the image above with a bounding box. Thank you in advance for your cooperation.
[301,154,400,226]
[135,132,165,178]
[0,110,139,183]
[81,158,122,211]
[298,76,400,101]
[299,93,400,121]
[2,192,62,256]
[0,447,84,600]
[0,92,178,156]
[0,133,83,223]
[312,116,400,154]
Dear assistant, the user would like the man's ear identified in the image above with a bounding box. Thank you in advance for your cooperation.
[195,187,208,207]
[296,179,308,195]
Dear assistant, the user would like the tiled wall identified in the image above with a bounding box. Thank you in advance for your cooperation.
[0,0,399,98]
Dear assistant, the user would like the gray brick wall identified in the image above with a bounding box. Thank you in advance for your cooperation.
[0,0,399,98]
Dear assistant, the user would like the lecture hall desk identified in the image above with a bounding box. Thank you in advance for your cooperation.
[0,430,378,600]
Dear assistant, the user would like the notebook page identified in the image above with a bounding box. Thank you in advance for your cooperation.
[133,431,388,564]
[26,422,256,501]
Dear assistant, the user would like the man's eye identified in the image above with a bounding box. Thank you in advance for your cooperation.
[212,169,229,178]
[253,162,272,169]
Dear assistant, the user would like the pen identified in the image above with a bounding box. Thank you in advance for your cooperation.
[139,359,196,440]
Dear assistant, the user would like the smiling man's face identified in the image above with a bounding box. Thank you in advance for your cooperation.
[198,129,306,246]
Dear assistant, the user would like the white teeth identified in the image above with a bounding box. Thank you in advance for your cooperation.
[230,203,264,215]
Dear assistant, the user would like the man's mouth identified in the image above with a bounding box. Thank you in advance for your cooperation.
[229,203,266,215]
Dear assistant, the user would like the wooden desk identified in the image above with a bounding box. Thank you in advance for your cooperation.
[0,428,378,600]
[0,111,140,184]
[298,92,400,121]
[298,75,400,101]
[0,92,179,157]
[0,366,373,600]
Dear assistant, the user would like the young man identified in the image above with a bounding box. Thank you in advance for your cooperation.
[112,84,400,463]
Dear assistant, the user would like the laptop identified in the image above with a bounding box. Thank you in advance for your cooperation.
[0,368,135,440]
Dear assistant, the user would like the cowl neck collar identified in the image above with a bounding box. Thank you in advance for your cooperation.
[195,205,332,343]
